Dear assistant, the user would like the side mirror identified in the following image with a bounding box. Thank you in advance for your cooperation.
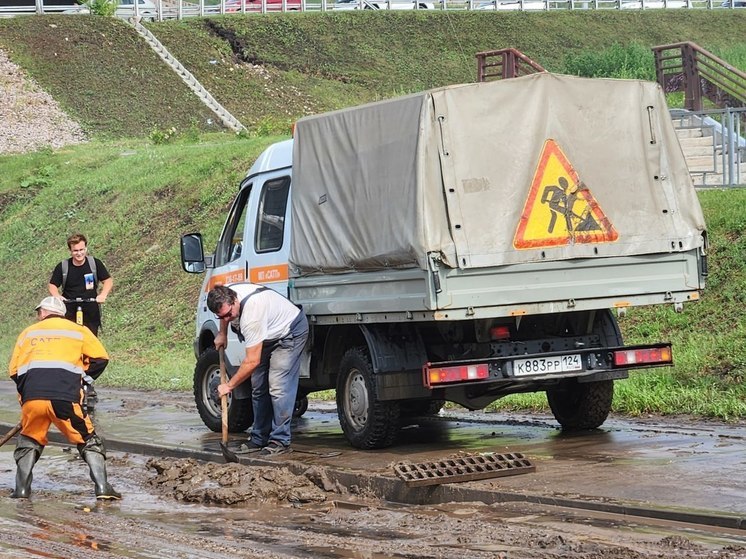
[180,233,206,274]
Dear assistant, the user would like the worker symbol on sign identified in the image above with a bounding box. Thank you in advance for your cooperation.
[541,177,601,235]
[513,139,618,249]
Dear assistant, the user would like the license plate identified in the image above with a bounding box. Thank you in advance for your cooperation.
[513,354,582,376]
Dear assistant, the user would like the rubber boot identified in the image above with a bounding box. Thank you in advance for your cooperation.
[79,435,121,500]
[11,435,43,499]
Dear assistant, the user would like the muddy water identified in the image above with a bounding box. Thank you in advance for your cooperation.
[1,382,746,558]
[1,444,746,559]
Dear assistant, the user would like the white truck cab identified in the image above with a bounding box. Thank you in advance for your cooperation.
[181,139,298,432]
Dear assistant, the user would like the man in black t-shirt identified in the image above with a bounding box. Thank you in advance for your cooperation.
[48,233,113,337]
[48,234,113,410]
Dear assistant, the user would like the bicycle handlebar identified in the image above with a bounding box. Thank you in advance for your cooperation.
[66,297,99,303]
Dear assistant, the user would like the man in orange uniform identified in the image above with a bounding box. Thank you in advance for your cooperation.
[8,296,121,500]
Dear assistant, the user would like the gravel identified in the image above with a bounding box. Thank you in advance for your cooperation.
[0,48,88,155]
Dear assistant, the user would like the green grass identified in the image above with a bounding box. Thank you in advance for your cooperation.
[1,11,745,136]
[0,11,745,420]
[0,135,279,390]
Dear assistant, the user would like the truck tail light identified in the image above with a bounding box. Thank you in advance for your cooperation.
[490,325,511,341]
[613,346,672,367]
[424,363,489,387]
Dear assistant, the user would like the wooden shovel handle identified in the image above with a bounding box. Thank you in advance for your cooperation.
[218,347,228,444]
[0,422,22,448]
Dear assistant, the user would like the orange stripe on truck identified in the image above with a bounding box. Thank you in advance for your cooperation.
[206,270,246,291]
[250,264,289,284]
[205,265,288,291]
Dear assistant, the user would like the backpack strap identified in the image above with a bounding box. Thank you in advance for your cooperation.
[61,255,98,294]
[230,286,270,343]
[87,255,98,285]
[61,259,69,292]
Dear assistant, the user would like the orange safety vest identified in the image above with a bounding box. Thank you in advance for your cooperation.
[9,316,109,403]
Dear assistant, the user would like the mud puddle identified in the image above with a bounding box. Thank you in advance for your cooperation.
[2,445,746,558]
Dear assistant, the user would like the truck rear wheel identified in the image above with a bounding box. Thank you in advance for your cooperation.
[547,309,620,430]
[547,379,614,430]
[193,348,253,433]
[336,347,400,449]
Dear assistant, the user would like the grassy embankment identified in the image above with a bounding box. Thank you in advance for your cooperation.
[0,11,744,419]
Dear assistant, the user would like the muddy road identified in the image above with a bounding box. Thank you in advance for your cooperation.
[1,383,745,559]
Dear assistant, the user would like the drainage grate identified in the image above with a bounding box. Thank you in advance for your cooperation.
[393,452,535,487]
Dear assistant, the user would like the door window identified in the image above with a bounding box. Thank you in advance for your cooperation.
[215,184,251,267]
[255,177,290,253]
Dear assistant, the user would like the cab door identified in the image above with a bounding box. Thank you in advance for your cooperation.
[202,171,291,297]
[244,172,292,297]
[195,179,255,346]
[244,174,290,297]
[200,171,292,367]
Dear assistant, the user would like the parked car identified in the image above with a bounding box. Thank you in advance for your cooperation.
[620,0,688,8]
[64,0,158,20]
[334,0,434,9]
[720,0,745,6]
[118,0,157,18]
[475,0,556,10]
[224,0,302,11]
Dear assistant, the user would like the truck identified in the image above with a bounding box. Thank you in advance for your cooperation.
[180,72,707,449]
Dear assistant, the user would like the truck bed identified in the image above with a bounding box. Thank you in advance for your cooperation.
[290,249,703,323]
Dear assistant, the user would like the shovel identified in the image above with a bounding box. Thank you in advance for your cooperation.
[218,348,239,463]
[0,422,22,448]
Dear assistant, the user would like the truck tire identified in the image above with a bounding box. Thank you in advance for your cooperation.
[193,348,253,433]
[547,309,620,430]
[293,396,309,418]
[546,379,613,430]
[336,347,400,449]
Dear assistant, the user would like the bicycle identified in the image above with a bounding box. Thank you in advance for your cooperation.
[67,297,101,412]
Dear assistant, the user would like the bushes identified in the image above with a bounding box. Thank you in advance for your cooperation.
[562,42,656,80]
[82,0,120,16]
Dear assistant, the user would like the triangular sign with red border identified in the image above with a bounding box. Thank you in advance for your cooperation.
[513,139,618,249]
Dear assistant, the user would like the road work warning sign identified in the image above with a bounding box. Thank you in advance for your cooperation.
[513,139,618,249]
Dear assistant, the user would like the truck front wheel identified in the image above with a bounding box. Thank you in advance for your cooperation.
[293,395,309,418]
[193,348,253,433]
[336,347,400,449]
[547,379,613,430]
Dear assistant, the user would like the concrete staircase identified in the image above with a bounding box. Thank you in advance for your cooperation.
[132,22,246,133]
[672,116,746,188]
[675,128,724,187]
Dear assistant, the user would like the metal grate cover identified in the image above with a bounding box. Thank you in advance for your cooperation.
[394,452,535,486]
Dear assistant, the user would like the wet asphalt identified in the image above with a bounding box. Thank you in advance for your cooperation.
[1,379,745,530]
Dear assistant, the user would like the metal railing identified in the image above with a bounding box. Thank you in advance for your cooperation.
[671,108,745,187]
[653,42,746,114]
[0,0,744,18]
[476,48,545,82]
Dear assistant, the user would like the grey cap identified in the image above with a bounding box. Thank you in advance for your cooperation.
[35,296,67,317]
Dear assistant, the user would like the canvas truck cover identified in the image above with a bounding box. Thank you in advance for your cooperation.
[289,73,706,276]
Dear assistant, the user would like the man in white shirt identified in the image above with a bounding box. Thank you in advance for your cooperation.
[208,283,308,457]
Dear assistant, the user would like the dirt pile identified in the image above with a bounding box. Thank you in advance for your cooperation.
[0,49,87,155]
[146,457,330,505]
